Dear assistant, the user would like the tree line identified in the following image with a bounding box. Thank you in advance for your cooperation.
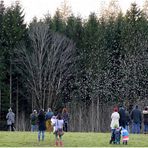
[0,0,148,131]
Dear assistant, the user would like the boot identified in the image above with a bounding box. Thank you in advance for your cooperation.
[55,141,59,146]
[60,141,63,147]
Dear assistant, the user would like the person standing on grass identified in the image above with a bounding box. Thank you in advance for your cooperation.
[54,113,64,147]
[143,106,148,134]
[62,107,69,132]
[121,127,129,145]
[38,109,46,141]
[110,107,120,130]
[118,105,126,128]
[45,108,54,132]
[110,107,120,143]
[30,110,38,132]
[125,108,131,133]
[130,105,142,134]
[6,108,15,131]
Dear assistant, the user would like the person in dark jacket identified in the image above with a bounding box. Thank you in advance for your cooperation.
[125,109,131,132]
[38,109,46,141]
[118,106,126,128]
[62,108,69,132]
[130,105,142,134]
[143,106,148,134]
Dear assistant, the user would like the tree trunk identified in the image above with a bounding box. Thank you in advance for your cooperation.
[79,104,82,131]
[10,62,12,107]
[16,77,19,131]
[0,89,1,121]
[96,98,100,132]
[91,99,94,132]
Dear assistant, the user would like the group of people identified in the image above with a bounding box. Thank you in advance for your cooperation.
[30,107,69,146]
[110,105,148,145]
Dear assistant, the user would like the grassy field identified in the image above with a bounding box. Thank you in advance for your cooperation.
[0,132,148,147]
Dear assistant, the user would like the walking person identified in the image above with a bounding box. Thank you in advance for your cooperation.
[130,105,142,134]
[6,108,15,131]
[54,113,64,147]
[62,108,69,132]
[30,110,38,131]
[38,109,46,141]
[143,106,148,134]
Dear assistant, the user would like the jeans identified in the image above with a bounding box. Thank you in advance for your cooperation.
[125,125,130,133]
[38,131,45,141]
[31,125,37,132]
[132,122,140,134]
[144,124,148,133]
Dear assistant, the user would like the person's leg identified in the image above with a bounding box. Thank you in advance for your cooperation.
[55,133,59,146]
[137,123,140,134]
[144,124,146,134]
[31,125,34,132]
[132,122,136,134]
[59,135,63,146]
[145,124,148,134]
[38,131,41,141]
[7,125,10,131]
[11,123,14,131]
[65,123,68,132]
[42,131,45,141]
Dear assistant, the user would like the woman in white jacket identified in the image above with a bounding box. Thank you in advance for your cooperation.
[110,108,120,129]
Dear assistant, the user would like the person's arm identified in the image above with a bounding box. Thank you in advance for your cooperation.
[6,113,9,119]
[130,111,133,120]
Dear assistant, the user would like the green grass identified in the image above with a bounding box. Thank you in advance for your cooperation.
[0,132,148,147]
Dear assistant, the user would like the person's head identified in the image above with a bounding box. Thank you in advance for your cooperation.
[39,109,44,114]
[57,113,62,120]
[114,107,118,112]
[33,110,37,114]
[52,116,56,119]
[62,108,68,113]
[8,108,12,112]
[135,105,138,109]
[144,106,148,111]
[48,108,52,112]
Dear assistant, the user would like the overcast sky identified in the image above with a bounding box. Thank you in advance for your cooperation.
[4,0,144,23]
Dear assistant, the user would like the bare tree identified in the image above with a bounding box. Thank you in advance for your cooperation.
[15,22,76,110]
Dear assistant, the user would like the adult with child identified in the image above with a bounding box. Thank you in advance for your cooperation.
[30,110,38,131]
[45,108,54,132]
[38,109,46,141]
[130,105,142,134]
[54,113,64,147]
[62,107,69,132]
[143,106,148,134]
[118,105,126,128]
[6,108,15,131]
